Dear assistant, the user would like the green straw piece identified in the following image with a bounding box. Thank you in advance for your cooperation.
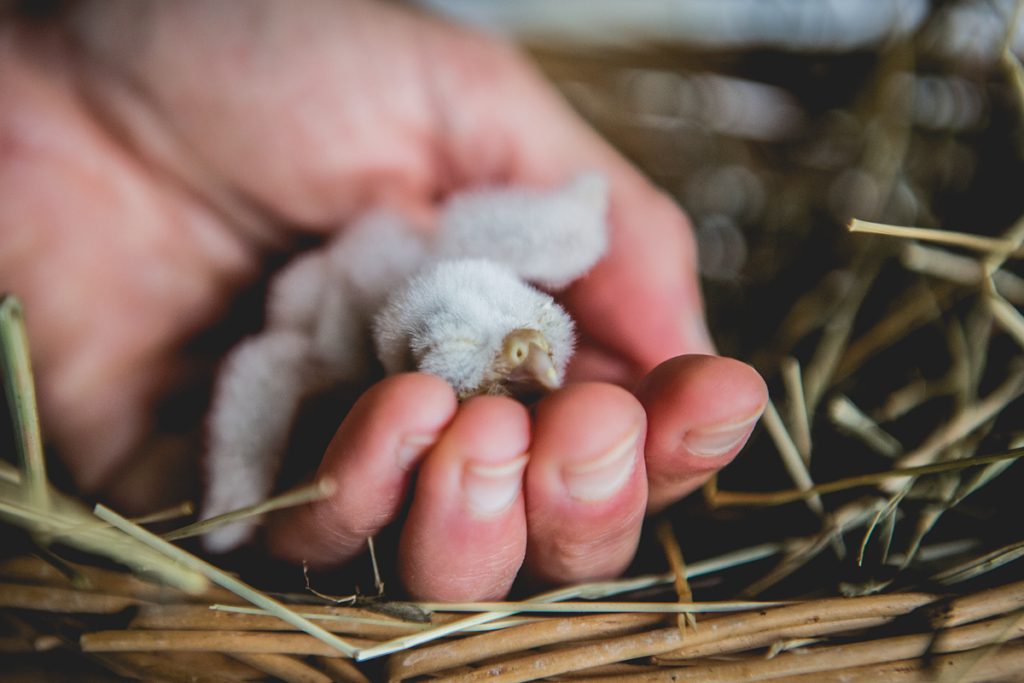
[162,479,335,541]
[0,295,47,507]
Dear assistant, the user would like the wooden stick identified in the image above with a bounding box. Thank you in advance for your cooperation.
[81,630,377,656]
[709,448,1024,507]
[316,656,374,683]
[802,242,886,416]
[781,357,812,465]
[653,615,890,661]
[356,601,782,615]
[848,220,1024,256]
[763,401,822,512]
[231,652,334,683]
[931,539,1024,585]
[551,663,664,680]
[360,566,766,661]
[781,642,1024,682]
[660,591,935,659]
[0,583,142,613]
[93,653,244,683]
[900,241,1024,304]
[96,651,265,683]
[0,555,242,604]
[591,641,1024,683]
[426,594,937,683]
[655,519,696,633]
[131,603,425,638]
[559,614,1024,683]
[928,581,1024,630]
[828,394,902,458]
[386,613,666,681]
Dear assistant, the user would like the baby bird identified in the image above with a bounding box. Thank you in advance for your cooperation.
[201,173,609,552]
[373,259,575,401]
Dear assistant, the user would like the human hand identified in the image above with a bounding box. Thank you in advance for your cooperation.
[0,0,767,599]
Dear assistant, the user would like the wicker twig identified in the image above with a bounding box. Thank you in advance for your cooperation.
[95,651,264,683]
[93,652,252,683]
[418,594,939,683]
[316,656,374,683]
[781,357,812,465]
[131,603,430,638]
[655,518,697,633]
[653,615,890,662]
[927,581,1024,629]
[0,583,143,614]
[848,220,1024,256]
[0,555,241,604]
[560,616,1024,683]
[230,652,334,683]
[386,613,667,681]
[80,630,377,657]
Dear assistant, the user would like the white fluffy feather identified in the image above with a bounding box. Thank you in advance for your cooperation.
[436,172,609,289]
[202,330,316,552]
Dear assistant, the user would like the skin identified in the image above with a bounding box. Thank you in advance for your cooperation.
[0,0,768,601]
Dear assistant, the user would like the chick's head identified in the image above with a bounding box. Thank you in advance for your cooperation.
[373,260,575,401]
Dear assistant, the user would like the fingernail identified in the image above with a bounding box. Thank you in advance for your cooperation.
[683,411,762,458]
[463,454,529,516]
[563,427,640,502]
[398,433,437,469]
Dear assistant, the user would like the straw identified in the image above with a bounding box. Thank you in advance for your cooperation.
[93,503,360,658]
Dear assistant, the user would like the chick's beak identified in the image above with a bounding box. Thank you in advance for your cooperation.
[506,341,560,391]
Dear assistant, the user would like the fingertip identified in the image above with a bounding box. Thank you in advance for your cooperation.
[266,372,457,568]
[524,383,648,584]
[635,355,767,511]
[399,395,531,601]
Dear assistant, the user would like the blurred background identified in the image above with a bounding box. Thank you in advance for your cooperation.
[413,0,1024,364]
[394,0,1024,599]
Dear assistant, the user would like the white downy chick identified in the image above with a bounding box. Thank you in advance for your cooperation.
[373,259,576,399]
[202,173,608,552]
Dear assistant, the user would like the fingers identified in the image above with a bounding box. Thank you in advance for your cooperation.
[523,383,648,585]
[635,355,768,513]
[265,373,457,568]
[271,359,763,596]
[398,396,531,602]
[397,382,648,597]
